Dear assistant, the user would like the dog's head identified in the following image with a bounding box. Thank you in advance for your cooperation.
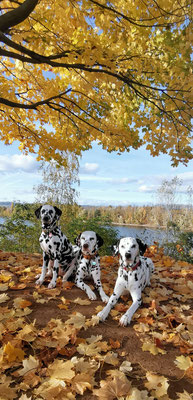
[75,231,103,255]
[35,204,62,229]
[113,237,147,266]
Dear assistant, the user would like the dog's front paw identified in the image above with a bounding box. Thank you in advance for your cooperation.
[97,309,108,322]
[87,289,97,301]
[101,294,109,303]
[48,281,56,289]
[119,314,131,326]
[36,278,43,286]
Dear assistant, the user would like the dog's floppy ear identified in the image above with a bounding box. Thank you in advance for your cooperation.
[136,238,147,255]
[96,233,104,248]
[35,206,42,219]
[54,206,62,219]
[74,233,81,246]
[112,239,120,256]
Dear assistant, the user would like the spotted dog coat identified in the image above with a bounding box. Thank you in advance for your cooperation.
[63,231,109,302]
[35,205,78,289]
[97,237,154,326]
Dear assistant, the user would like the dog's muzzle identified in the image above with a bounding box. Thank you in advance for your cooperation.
[125,252,131,260]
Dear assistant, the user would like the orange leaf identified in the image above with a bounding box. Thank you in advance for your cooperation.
[10,283,27,290]
[63,281,74,290]
[109,338,121,349]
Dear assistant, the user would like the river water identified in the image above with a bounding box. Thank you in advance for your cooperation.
[113,224,168,246]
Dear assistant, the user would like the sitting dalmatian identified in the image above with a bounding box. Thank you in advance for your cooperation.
[97,237,154,326]
[35,204,78,289]
[63,231,109,302]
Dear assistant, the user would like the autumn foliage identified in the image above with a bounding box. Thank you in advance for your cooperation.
[0,247,193,399]
[0,0,192,165]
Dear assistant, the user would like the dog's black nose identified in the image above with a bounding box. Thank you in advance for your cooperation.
[125,252,131,259]
[43,215,50,222]
[83,243,89,249]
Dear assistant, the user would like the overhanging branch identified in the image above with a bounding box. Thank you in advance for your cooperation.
[0,0,39,32]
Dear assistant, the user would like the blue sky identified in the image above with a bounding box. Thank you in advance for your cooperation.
[0,140,193,206]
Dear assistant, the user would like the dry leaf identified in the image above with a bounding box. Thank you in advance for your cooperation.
[109,338,121,349]
[71,372,93,394]
[19,355,39,376]
[145,372,169,397]
[142,342,166,355]
[73,297,91,305]
[174,356,193,371]
[93,376,132,399]
[13,297,32,309]
[0,283,9,291]
[3,342,25,362]
[0,293,9,303]
[0,376,17,399]
[65,312,86,329]
[119,361,133,374]
[47,359,75,381]
[176,390,193,400]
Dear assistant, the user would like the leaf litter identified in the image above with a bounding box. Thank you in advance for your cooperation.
[0,247,192,399]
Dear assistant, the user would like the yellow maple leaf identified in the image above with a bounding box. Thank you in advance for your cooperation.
[176,390,193,400]
[47,359,75,381]
[174,356,193,371]
[65,312,86,329]
[93,376,132,399]
[85,315,100,327]
[19,355,39,376]
[73,297,91,305]
[142,342,166,355]
[0,283,8,291]
[0,293,9,304]
[71,372,93,394]
[145,372,169,397]
[3,342,25,362]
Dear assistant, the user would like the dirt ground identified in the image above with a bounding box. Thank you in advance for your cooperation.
[0,248,193,399]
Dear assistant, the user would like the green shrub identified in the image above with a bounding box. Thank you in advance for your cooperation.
[163,222,193,263]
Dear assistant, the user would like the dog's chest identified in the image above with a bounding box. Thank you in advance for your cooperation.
[119,261,148,289]
[39,231,64,256]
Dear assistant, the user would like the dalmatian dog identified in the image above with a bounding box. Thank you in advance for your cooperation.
[35,205,78,289]
[97,237,154,326]
[63,231,109,302]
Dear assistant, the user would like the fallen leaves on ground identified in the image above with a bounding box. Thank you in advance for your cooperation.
[0,247,192,399]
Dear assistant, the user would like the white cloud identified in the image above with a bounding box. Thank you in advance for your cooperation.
[138,184,157,193]
[80,163,99,174]
[0,154,38,173]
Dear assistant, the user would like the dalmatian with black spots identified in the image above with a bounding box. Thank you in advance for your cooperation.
[63,231,109,302]
[35,205,78,289]
[97,237,154,326]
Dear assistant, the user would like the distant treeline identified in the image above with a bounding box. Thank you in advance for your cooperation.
[82,204,193,231]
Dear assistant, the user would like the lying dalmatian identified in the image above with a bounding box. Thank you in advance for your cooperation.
[35,204,78,289]
[63,231,109,303]
[97,237,154,326]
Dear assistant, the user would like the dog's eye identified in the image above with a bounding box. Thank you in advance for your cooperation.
[49,210,53,215]
[131,244,136,248]
[42,210,45,214]
[90,238,94,241]
[82,237,85,240]
[121,245,125,248]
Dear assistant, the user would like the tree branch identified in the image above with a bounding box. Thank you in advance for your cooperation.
[0,0,39,32]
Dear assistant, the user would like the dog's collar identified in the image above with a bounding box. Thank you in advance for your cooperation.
[123,260,141,271]
[82,252,98,260]
[42,222,57,235]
